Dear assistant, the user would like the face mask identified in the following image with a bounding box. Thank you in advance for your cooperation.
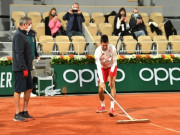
[134,13,139,18]
[51,14,56,17]
[26,24,32,32]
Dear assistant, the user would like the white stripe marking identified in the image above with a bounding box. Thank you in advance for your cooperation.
[149,123,180,134]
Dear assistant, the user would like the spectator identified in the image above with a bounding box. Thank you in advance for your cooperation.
[113,7,131,37]
[63,3,85,40]
[45,7,62,37]
[129,8,146,39]
[12,16,34,122]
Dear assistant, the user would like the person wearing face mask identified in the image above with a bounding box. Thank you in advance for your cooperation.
[45,7,62,37]
[12,16,34,122]
[129,8,147,39]
[63,3,85,40]
[113,7,131,37]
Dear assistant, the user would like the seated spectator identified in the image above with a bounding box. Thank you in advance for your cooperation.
[45,8,62,37]
[63,3,85,40]
[129,8,147,39]
[113,7,131,37]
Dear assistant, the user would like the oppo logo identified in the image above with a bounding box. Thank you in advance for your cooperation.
[63,68,125,87]
[139,67,180,85]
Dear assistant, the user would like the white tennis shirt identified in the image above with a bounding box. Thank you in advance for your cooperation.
[94,44,117,83]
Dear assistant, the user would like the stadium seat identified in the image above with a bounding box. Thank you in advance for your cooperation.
[150,12,164,24]
[145,23,157,39]
[71,36,87,54]
[39,36,54,54]
[142,16,149,24]
[42,11,49,20]
[126,12,132,18]
[83,12,90,25]
[33,23,45,40]
[55,36,71,54]
[158,23,166,37]
[27,12,42,28]
[99,23,113,36]
[58,12,67,30]
[169,35,180,53]
[92,36,101,48]
[139,12,148,17]
[11,11,25,29]
[123,36,137,54]
[86,23,98,36]
[108,36,119,46]
[108,16,115,28]
[91,12,104,19]
[153,35,168,54]
[138,36,152,53]
[91,12,105,26]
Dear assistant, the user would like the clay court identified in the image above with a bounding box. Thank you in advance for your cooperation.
[0,92,180,135]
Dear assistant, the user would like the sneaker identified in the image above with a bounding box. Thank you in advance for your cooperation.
[96,106,105,113]
[109,108,114,117]
[30,93,37,97]
[14,112,27,122]
[22,111,35,120]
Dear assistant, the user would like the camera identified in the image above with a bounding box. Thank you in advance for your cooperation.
[72,8,78,13]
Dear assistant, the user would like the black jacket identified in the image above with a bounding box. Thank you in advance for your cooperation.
[129,14,146,33]
[12,28,33,71]
[113,15,127,35]
[45,17,51,35]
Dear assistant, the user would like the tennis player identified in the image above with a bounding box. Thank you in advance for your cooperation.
[94,35,117,117]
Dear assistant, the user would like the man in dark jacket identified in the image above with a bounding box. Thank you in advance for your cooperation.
[63,3,85,40]
[129,8,146,39]
[12,16,34,122]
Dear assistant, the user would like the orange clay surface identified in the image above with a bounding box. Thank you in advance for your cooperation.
[0,92,180,135]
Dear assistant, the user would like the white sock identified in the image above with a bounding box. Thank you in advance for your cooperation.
[110,101,114,110]
[101,101,105,107]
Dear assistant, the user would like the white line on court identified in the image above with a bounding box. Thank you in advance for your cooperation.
[116,113,180,134]
[149,123,180,134]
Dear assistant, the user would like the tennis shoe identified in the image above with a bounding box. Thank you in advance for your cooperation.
[14,112,27,122]
[96,106,105,113]
[109,108,114,117]
[22,111,35,120]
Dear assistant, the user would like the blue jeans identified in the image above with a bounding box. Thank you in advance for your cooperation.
[67,30,84,41]
[134,30,146,38]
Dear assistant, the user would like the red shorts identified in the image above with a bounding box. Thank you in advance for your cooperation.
[99,66,117,83]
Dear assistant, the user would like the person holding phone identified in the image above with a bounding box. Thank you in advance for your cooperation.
[129,8,147,39]
[63,3,85,40]
[113,7,131,37]
[45,7,62,37]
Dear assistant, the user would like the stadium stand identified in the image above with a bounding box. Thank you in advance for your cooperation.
[123,36,137,54]
[86,23,98,36]
[153,35,168,54]
[71,36,87,54]
[169,35,180,53]
[39,35,54,54]
[55,36,71,54]
[11,11,25,29]
[99,23,113,36]
[27,11,42,28]
[138,35,153,54]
